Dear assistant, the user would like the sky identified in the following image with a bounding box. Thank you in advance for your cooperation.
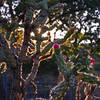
[1,1,100,43]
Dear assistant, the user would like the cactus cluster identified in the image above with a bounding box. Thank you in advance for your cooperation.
[49,43,99,100]
[0,0,100,100]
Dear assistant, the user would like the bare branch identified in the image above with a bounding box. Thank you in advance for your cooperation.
[30,81,38,95]
[54,28,75,44]
[0,33,16,68]
[40,50,52,61]
[22,52,37,63]
[0,0,5,7]
[41,42,54,55]
[24,54,40,90]
[17,19,31,63]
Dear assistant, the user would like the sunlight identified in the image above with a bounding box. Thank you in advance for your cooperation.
[38,27,41,34]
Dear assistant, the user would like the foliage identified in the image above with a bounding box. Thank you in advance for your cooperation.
[50,43,99,99]
[0,0,100,99]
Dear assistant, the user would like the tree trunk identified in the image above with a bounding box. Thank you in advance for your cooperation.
[10,64,25,100]
[10,79,24,100]
[0,67,25,100]
[0,69,13,100]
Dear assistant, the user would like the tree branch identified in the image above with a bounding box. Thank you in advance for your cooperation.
[54,28,75,44]
[24,54,40,90]
[17,18,31,63]
[0,17,8,24]
[30,81,37,95]
[0,33,16,68]
[22,52,37,63]
[0,0,5,7]
[40,50,52,61]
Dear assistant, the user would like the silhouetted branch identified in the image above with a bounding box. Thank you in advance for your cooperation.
[0,33,16,68]
[24,54,40,90]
